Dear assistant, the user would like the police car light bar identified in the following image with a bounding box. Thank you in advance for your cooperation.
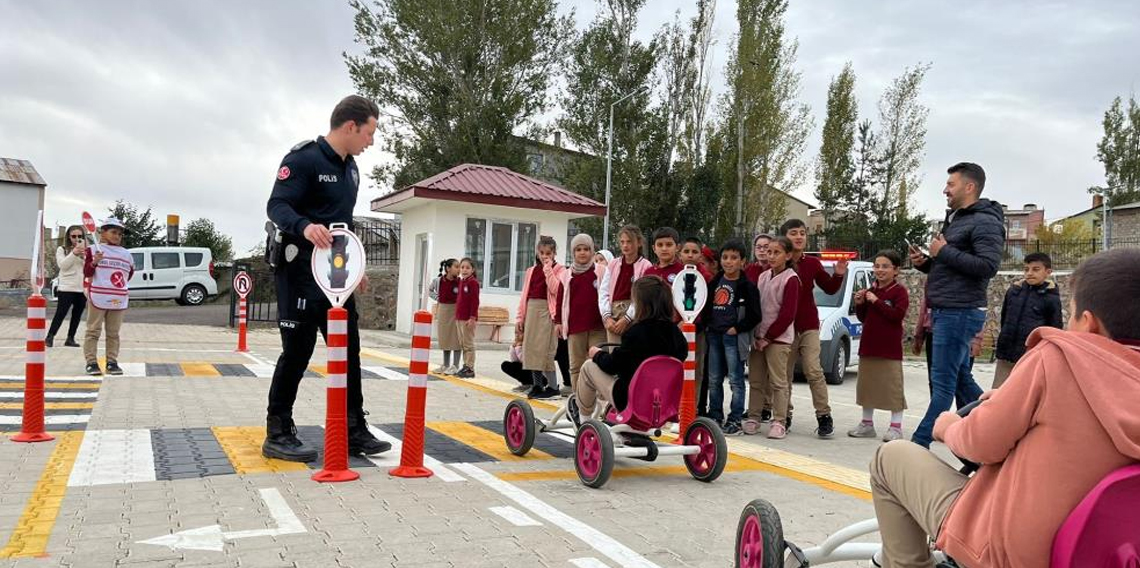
[819,250,859,261]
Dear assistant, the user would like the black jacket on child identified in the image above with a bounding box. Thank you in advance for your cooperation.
[592,318,688,412]
[995,279,1063,362]
[697,271,762,360]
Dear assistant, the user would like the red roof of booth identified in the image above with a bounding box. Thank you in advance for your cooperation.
[370,163,606,217]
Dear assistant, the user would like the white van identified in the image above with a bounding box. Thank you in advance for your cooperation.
[795,259,875,385]
[127,247,218,305]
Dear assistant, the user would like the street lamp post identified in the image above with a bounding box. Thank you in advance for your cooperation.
[603,86,648,249]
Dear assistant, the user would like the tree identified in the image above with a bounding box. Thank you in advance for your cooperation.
[1092,94,1140,206]
[346,0,574,189]
[183,218,234,261]
[875,63,931,223]
[814,63,858,230]
[558,0,661,248]
[107,200,163,249]
[716,0,812,238]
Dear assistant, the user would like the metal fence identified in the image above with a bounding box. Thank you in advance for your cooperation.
[356,217,399,265]
[808,235,1140,270]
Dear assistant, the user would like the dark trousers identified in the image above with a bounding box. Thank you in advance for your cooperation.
[556,337,571,386]
[48,291,86,340]
[268,294,363,421]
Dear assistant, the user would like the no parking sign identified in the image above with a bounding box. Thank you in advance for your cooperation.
[672,265,707,324]
[310,223,365,308]
[233,271,253,299]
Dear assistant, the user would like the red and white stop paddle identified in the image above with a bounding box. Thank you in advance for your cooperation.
[81,211,101,253]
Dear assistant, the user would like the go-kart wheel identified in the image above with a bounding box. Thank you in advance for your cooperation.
[683,417,728,482]
[575,420,614,488]
[735,499,785,568]
[503,399,536,456]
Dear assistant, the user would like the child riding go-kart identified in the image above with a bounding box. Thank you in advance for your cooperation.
[502,266,729,489]
[736,250,1140,567]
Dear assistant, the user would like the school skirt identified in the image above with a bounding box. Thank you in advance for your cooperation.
[436,303,460,351]
[522,299,557,372]
[855,356,906,411]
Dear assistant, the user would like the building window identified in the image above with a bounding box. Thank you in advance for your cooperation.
[465,217,538,291]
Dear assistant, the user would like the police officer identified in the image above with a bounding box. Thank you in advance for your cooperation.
[262,95,390,461]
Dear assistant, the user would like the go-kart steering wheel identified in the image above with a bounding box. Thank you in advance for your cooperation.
[952,400,983,475]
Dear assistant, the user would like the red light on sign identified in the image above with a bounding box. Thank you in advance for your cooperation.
[820,251,858,261]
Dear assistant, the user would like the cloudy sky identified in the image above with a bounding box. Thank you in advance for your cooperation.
[2,1,1137,254]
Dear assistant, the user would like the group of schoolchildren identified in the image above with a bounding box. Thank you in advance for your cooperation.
[429,220,1072,442]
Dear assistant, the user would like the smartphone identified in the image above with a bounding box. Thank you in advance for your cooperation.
[907,240,928,256]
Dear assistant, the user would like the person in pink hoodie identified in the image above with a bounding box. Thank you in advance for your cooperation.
[870,247,1140,568]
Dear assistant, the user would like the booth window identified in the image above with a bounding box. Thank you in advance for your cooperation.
[465,218,537,291]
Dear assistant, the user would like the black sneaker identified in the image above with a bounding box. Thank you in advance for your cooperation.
[816,414,835,439]
[723,421,744,436]
[566,395,582,429]
[85,362,102,376]
[105,361,123,375]
[261,416,318,462]
[531,387,561,400]
[348,414,392,456]
[45,335,54,348]
[786,411,793,430]
[64,337,80,347]
[456,366,475,378]
[760,409,772,423]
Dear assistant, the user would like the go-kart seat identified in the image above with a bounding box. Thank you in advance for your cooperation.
[604,355,683,432]
[1051,463,1140,567]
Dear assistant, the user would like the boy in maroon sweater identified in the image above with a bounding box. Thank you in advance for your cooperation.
[781,219,845,438]
[644,227,684,284]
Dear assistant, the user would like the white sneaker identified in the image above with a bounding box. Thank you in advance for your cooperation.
[432,364,448,374]
[443,365,458,375]
[847,422,878,438]
[882,428,904,442]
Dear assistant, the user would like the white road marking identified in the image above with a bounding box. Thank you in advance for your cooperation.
[489,505,542,527]
[0,414,90,424]
[68,429,156,486]
[0,375,103,381]
[366,425,465,482]
[245,364,276,378]
[570,559,613,568]
[454,464,662,568]
[240,350,276,367]
[116,362,146,377]
[545,431,577,444]
[0,391,99,399]
[137,488,305,552]
[366,366,409,381]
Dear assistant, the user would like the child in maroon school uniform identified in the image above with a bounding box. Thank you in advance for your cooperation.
[554,233,606,392]
[454,257,481,378]
[848,250,910,441]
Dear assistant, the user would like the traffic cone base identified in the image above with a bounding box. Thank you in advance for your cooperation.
[11,432,54,443]
[389,465,433,478]
[312,469,360,482]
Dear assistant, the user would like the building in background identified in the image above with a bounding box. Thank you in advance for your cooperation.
[0,158,47,283]
[1001,202,1046,245]
[372,163,605,335]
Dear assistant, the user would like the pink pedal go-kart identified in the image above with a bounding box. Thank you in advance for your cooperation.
[502,354,728,489]
[734,401,1140,567]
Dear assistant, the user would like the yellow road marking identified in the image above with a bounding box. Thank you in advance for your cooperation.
[211,426,309,474]
[307,365,326,377]
[427,421,553,462]
[0,383,101,390]
[180,363,220,377]
[0,403,94,410]
[0,431,85,558]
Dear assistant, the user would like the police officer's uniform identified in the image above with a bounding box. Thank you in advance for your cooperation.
[263,136,387,461]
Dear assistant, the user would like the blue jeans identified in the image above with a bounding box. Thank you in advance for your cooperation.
[706,332,746,424]
[912,308,986,447]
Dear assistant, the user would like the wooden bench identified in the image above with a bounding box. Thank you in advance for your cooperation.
[477,306,511,343]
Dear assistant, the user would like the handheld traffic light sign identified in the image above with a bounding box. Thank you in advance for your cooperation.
[311,223,365,307]
[671,264,707,324]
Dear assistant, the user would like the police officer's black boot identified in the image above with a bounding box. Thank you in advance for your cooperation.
[347,412,391,456]
[262,415,318,462]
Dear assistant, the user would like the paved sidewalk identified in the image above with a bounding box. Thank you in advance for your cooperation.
[0,314,988,567]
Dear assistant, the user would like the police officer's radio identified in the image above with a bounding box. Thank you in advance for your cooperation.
[264,220,284,268]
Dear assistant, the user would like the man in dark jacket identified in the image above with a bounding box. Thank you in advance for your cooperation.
[908,162,1005,448]
[993,252,1063,388]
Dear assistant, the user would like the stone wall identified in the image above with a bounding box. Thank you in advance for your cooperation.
[896,269,1073,353]
[1111,207,1140,242]
[355,264,399,330]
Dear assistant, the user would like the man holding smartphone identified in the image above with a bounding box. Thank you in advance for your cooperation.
[909,162,1005,448]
